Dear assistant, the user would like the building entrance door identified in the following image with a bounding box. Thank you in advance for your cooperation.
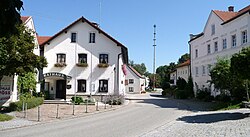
[56,80,66,99]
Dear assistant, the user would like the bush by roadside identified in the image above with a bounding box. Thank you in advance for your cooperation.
[106,95,124,105]
[8,97,44,111]
[0,114,13,122]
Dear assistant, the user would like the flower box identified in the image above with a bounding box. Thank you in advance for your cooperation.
[98,63,109,68]
[76,63,88,67]
[54,62,67,67]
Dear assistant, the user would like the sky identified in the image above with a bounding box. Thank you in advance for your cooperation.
[22,0,249,73]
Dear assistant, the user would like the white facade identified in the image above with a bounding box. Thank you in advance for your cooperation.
[40,17,128,99]
[170,60,190,85]
[125,65,146,94]
[0,16,40,106]
[189,6,250,96]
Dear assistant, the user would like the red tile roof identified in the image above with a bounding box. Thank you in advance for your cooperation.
[176,59,190,68]
[213,5,250,24]
[37,36,51,45]
[213,10,237,22]
[127,65,144,79]
[21,16,31,23]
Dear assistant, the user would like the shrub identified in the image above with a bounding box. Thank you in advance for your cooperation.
[0,114,13,121]
[196,89,214,101]
[176,77,187,90]
[9,97,44,111]
[185,76,194,98]
[162,82,170,91]
[161,90,167,96]
[176,90,188,99]
[71,96,84,105]
[106,95,124,105]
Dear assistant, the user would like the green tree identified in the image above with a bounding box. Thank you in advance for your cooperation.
[185,76,194,98]
[156,62,176,88]
[0,25,47,81]
[17,72,37,95]
[209,58,231,93]
[0,0,23,37]
[231,47,250,101]
[177,53,190,64]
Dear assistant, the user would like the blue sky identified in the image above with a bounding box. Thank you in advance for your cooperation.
[22,0,249,73]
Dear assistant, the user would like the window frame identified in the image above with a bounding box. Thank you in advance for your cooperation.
[78,53,87,63]
[242,30,247,44]
[71,32,77,43]
[211,24,215,35]
[129,87,134,92]
[89,32,96,43]
[232,34,237,47]
[195,49,198,58]
[129,79,134,84]
[214,41,218,52]
[222,38,227,49]
[207,44,211,54]
[77,79,86,92]
[195,67,199,76]
[99,54,109,64]
[99,79,108,93]
[57,53,66,63]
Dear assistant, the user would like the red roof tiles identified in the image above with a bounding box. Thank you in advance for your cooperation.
[37,36,51,45]
[213,10,237,22]
[127,65,144,78]
[21,16,30,23]
[213,5,250,24]
[176,59,190,68]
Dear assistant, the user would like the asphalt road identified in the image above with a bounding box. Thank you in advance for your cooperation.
[0,93,193,137]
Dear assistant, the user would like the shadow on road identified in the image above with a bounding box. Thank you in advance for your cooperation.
[130,94,213,112]
[177,112,250,123]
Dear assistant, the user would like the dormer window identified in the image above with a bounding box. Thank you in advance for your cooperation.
[211,24,215,35]
[71,32,77,43]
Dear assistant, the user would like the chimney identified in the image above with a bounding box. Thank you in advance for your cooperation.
[228,6,234,12]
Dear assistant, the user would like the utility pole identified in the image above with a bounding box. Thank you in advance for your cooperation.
[153,24,156,91]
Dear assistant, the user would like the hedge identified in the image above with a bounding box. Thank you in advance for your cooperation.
[9,97,44,111]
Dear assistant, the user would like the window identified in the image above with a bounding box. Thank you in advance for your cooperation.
[202,65,206,75]
[99,54,108,64]
[77,80,86,92]
[232,34,236,47]
[125,80,128,85]
[211,24,215,35]
[207,64,212,75]
[242,30,247,44]
[99,80,108,92]
[185,70,187,74]
[129,79,134,84]
[222,38,227,49]
[57,54,66,63]
[195,67,199,76]
[195,49,198,58]
[71,32,77,43]
[78,54,87,63]
[207,44,211,54]
[129,87,134,92]
[89,32,95,43]
[214,42,218,52]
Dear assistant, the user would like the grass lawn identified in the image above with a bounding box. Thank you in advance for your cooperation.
[0,113,13,122]
[212,102,242,111]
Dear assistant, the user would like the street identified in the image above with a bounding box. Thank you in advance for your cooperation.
[1,92,250,137]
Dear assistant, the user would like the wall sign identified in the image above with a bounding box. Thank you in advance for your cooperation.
[43,72,72,79]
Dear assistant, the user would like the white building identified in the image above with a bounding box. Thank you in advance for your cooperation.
[125,65,146,94]
[0,16,40,106]
[170,60,190,85]
[38,16,128,100]
[189,5,250,96]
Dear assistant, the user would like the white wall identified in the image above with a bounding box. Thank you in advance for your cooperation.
[190,11,250,96]
[43,20,125,96]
